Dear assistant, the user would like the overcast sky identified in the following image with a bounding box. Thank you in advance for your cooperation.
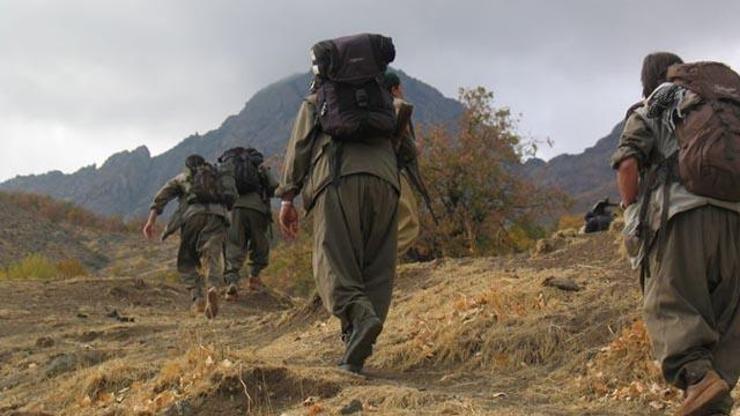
[1,0,739,181]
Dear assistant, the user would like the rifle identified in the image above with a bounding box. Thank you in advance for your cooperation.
[394,101,439,225]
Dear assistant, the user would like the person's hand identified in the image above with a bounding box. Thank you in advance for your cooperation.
[142,210,158,240]
[279,201,299,240]
[142,220,156,240]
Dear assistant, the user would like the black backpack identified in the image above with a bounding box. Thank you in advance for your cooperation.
[188,162,229,205]
[311,33,396,141]
[218,147,264,195]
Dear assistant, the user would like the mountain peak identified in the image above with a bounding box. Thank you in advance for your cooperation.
[1,70,462,218]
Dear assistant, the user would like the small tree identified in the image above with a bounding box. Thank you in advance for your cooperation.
[416,87,566,257]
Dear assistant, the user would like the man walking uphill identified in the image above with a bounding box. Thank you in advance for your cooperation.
[612,52,740,416]
[143,154,237,320]
[277,33,400,374]
[385,71,422,257]
[220,147,278,299]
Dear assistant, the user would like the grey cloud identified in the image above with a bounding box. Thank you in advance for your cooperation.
[1,0,739,180]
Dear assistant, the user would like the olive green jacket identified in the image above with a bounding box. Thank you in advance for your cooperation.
[233,166,279,215]
[611,87,740,268]
[150,168,237,240]
[276,95,399,211]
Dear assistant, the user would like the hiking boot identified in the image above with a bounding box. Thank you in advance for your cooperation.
[191,296,206,315]
[677,370,730,416]
[338,363,363,374]
[340,316,382,371]
[248,276,265,292]
[692,392,734,416]
[204,287,220,319]
[224,283,239,301]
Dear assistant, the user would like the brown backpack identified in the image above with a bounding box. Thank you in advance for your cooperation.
[667,62,740,201]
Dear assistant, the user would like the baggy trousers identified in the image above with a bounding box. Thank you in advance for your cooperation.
[224,207,271,283]
[396,170,420,256]
[312,174,399,333]
[644,205,740,390]
[178,213,227,295]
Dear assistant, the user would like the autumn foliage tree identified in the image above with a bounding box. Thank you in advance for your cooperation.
[415,87,566,257]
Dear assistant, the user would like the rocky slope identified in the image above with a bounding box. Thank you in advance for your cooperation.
[0,192,112,269]
[524,122,623,212]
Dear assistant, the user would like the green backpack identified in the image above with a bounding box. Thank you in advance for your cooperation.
[187,163,234,208]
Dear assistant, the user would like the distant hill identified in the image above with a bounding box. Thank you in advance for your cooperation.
[0,192,110,268]
[523,122,623,213]
[0,70,463,219]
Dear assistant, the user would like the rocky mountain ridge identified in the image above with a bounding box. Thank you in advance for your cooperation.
[1,70,463,219]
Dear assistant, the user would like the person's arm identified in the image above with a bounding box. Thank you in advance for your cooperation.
[261,167,280,198]
[617,157,640,208]
[142,175,184,239]
[276,99,317,200]
[610,111,655,209]
[276,98,318,240]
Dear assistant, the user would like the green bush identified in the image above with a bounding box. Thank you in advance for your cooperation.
[3,254,59,280]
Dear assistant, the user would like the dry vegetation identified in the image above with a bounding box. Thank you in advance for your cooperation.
[415,87,566,258]
[2,226,739,415]
[0,254,89,280]
[2,90,738,414]
[0,191,136,234]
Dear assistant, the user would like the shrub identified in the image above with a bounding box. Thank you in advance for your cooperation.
[415,87,568,258]
[4,254,59,280]
[56,258,89,279]
[0,191,134,233]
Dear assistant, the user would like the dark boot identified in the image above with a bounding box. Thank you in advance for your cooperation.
[248,276,265,292]
[339,304,382,373]
[224,283,239,301]
[677,370,730,416]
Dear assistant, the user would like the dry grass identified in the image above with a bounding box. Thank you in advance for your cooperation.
[0,254,90,280]
[0,191,135,233]
[574,320,681,412]
[318,385,485,416]
[558,214,584,231]
[2,230,712,416]
[56,258,89,279]
[262,226,314,298]
[374,265,575,372]
[52,360,155,414]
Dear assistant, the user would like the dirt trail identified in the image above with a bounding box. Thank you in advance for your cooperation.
[1,231,738,415]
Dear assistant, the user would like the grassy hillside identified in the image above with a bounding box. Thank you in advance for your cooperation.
[2,228,729,415]
[0,191,126,270]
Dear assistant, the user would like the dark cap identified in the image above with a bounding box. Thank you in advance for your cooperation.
[384,71,401,91]
[185,154,206,170]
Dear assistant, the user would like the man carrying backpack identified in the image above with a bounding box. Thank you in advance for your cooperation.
[143,154,237,319]
[277,34,400,374]
[612,52,740,416]
[385,72,421,257]
[583,197,617,233]
[220,147,278,299]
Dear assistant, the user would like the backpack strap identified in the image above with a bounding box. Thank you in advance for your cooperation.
[625,100,645,120]
[636,152,680,283]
